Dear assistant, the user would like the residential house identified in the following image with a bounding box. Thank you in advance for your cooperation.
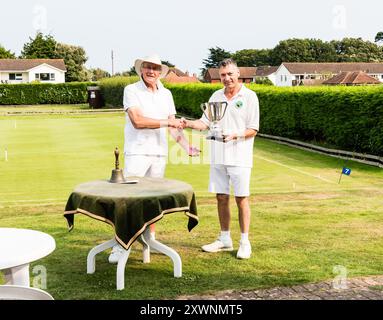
[163,68,200,83]
[322,71,381,86]
[274,62,383,87]
[204,67,257,83]
[253,66,278,85]
[0,59,66,84]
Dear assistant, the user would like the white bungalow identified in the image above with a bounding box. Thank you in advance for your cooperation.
[0,59,66,84]
[274,62,383,86]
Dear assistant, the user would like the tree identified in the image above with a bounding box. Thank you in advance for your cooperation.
[271,38,337,65]
[0,45,15,58]
[20,32,57,58]
[331,37,383,62]
[375,32,383,44]
[201,47,231,75]
[89,68,111,81]
[232,49,274,66]
[161,60,175,67]
[55,43,90,82]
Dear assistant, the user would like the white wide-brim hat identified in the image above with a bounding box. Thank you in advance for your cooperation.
[134,54,169,79]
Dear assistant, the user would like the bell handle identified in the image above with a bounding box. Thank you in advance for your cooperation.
[114,147,120,170]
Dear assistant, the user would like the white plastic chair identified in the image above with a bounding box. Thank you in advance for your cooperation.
[0,285,54,300]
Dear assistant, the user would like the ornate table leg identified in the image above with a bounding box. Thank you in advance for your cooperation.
[87,239,117,274]
[137,234,150,263]
[3,264,30,286]
[116,248,131,290]
[143,228,182,278]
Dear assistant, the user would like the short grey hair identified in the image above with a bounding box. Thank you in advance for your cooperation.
[219,58,238,68]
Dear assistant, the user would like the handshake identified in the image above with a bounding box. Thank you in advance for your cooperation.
[167,117,200,157]
[167,117,190,130]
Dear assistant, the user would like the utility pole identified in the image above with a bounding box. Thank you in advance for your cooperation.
[111,50,114,76]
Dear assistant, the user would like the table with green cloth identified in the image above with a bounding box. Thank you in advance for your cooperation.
[63,177,199,290]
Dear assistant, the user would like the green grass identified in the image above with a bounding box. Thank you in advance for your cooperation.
[0,111,382,299]
[0,104,90,115]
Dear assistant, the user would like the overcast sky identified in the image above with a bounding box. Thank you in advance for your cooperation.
[1,0,382,75]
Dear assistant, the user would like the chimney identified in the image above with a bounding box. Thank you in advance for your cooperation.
[193,73,197,78]
[185,71,189,76]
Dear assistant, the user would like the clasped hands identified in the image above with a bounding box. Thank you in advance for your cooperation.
[170,118,239,144]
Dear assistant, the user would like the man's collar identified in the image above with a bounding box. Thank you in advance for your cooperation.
[139,77,164,92]
[223,84,244,99]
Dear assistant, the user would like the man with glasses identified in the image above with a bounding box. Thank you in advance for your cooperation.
[108,54,199,263]
[182,58,259,259]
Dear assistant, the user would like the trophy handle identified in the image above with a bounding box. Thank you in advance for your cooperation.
[221,102,228,119]
[200,103,210,120]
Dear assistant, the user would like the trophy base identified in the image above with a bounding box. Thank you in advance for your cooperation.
[206,135,224,142]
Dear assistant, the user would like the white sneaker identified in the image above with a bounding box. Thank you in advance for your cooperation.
[237,240,252,259]
[201,238,233,253]
[108,244,124,264]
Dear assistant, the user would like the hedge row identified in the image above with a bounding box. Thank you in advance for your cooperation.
[0,82,96,105]
[99,76,139,107]
[249,85,383,156]
[98,77,383,156]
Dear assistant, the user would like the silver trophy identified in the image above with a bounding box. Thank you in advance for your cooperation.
[200,102,228,141]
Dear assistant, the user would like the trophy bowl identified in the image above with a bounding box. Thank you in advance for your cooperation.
[200,101,228,141]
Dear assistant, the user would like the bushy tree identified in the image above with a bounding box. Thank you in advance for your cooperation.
[232,49,273,66]
[375,32,383,44]
[331,37,383,62]
[55,43,90,82]
[0,44,16,58]
[89,68,111,81]
[20,32,57,58]
[201,47,231,75]
[271,38,337,65]
[161,60,175,67]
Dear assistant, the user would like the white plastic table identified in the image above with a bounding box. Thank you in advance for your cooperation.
[64,178,199,290]
[0,228,56,286]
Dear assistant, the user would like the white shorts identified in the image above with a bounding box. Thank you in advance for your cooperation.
[209,165,251,197]
[124,155,166,178]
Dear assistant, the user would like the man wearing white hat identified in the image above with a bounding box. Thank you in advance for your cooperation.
[108,54,199,263]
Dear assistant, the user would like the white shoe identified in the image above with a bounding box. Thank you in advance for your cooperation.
[237,240,251,259]
[201,238,233,253]
[108,244,124,264]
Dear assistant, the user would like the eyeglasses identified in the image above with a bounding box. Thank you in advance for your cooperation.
[142,63,162,72]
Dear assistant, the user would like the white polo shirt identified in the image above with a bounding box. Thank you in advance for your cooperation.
[201,85,259,167]
[123,79,176,156]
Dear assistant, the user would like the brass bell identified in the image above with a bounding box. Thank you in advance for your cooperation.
[109,147,126,183]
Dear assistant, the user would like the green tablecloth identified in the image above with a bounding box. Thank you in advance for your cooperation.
[64,177,198,249]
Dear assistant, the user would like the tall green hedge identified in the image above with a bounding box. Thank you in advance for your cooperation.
[98,77,383,156]
[249,85,383,156]
[98,76,139,107]
[0,82,95,105]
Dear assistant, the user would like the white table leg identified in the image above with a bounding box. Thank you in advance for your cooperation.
[137,234,150,263]
[143,228,182,278]
[87,238,117,274]
[3,264,30,286]
[116,248,131,290]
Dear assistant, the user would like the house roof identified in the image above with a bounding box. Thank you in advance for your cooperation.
[282,62,383,75]
[322,71,381,85]
[0,59,67,72]
[167,67,187,77]
[164,70,200,83]
[255,66,278,77]
[206,67,257,80]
